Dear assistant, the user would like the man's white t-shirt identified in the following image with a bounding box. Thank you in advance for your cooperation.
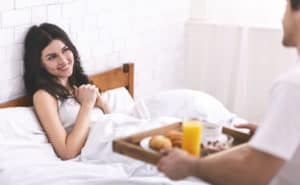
[249,62,300,185]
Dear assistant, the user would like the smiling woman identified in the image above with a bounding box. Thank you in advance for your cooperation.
[23,23,89,99]
[23,23,112,160]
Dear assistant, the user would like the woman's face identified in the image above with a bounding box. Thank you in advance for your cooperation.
[41,39,74,85]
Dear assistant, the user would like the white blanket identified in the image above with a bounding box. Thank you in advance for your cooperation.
[0,114,209,185]
[1,89,246,185]
[81,114,180,176]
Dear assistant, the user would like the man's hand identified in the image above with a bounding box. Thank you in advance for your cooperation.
[234,123,258,135]
[157,148,198,180]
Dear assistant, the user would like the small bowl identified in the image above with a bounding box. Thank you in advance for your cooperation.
[202,121,221,142]
[201,134,233,156]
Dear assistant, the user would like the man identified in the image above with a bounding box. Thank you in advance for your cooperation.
[157,1,300,185]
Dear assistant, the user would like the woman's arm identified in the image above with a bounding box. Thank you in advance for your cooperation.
[95,92,112,114]
[34,86,97,160]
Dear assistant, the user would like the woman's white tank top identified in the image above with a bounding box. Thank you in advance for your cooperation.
[58,98,104,133]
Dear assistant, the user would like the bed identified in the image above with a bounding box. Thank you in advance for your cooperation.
[0,63,214,185]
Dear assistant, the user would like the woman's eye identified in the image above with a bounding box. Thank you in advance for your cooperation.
[63,47,70,53]
[47,55,56,61]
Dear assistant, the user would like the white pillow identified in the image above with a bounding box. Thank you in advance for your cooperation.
[101,87,135,115]
[137,89,235,124]
[0,107,47,144]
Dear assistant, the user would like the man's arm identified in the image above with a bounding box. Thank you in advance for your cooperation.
[234,123,258,136]
[158,144,285,185]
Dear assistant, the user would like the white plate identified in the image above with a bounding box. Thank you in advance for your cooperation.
[140,136,157,153]
[202,133,227,144]
[140,134,233,152]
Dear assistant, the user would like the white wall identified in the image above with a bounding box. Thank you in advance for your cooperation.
[191,0,285,28]
[186,21,298,121]
[0,0,190,102]
[187,0,298,121]
[186,0,297,122]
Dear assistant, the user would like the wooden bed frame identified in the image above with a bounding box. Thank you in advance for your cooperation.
[0,63,134,108]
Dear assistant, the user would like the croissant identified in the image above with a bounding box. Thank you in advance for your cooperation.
[164,130,182,147]
[149,135,172,151]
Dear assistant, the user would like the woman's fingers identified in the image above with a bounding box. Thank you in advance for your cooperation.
[73,84,99,107]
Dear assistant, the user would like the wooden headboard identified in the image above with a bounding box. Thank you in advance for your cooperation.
[0,63,134,108]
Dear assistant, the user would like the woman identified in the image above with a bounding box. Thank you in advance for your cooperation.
[23,23,111,160]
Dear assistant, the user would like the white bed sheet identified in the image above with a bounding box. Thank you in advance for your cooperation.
[1,160,208,185]
[0,89,247,185]
[1,163,208,185]
[0,115,210,185]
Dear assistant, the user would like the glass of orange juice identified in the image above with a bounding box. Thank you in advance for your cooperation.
[182,119,203,156]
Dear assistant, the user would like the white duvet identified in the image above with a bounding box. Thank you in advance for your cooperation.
[0,89,246,185]
[0,114,206,185]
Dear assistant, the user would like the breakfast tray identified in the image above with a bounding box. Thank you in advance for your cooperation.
[112,122,251,165]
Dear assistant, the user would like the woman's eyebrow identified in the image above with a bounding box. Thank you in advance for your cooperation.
[45,53,56,58]
[44,45,68,57]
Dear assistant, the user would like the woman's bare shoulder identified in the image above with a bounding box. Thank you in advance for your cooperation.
[33,89,57,106]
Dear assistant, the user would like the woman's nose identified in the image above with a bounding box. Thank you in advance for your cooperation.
[58,54,68,65]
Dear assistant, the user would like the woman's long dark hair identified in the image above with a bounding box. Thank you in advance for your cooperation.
[23,23,90,100]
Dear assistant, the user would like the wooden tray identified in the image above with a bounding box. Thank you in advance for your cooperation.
[113,122,251,165]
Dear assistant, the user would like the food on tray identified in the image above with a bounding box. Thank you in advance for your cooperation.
[149,135,172,151]
[148,130,232,156]
[164,130,182,148]
[201,139,232,156]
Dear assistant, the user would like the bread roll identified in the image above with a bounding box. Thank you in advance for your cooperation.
[149,135,172,151]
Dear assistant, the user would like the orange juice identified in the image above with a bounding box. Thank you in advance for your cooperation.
[182,120,203,156]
